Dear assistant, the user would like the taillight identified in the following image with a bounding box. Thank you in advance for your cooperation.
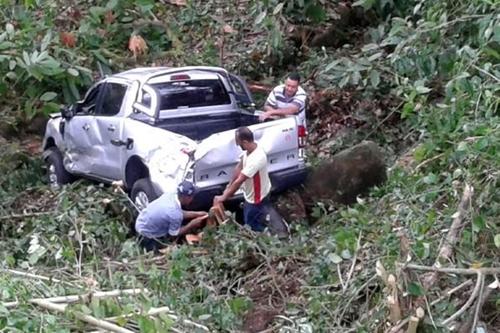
[170,74,190,81]
[298,125,307,148]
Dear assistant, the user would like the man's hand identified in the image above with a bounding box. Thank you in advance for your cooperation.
[178,213,209,236]
[194,211,208,218]
[259,112,272,122]
[213,195,224,206]
[191,214,208,225]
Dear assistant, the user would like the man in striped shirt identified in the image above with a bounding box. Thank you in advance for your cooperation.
[213,127,272,231]
[259,72,308,128]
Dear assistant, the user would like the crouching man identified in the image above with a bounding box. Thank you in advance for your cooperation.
[135,180,208,252]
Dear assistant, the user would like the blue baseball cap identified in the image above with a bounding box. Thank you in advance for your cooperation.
[177,180,196,197]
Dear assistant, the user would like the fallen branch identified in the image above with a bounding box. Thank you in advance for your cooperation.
[0,211,56,220]
[31,299,134,333]
[343,231,362,293]
[436,184,473,265]
[3,301,18,308]
[442,272,482,325]
[401,264,500,276]
[461,280,496,333]
[31,288,145,304]
[430,279,473,306]
[107,306,209,332]
[414,153,445,171]
[469,273,486,333]
[1,269,76,287]
[388,280,473,333]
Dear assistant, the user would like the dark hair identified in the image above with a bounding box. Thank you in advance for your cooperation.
[287,72,300,83]
[236,126,254,142]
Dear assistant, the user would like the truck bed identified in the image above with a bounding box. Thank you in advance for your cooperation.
[155,111,259,141]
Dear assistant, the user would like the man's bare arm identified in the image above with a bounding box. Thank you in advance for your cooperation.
[263,104,277,112]
[177,214,208,236]
[182,210,208,219]
[260,104,299,121]
[267,104,300,117]
[214,173,248,204]
[228,160,243,185]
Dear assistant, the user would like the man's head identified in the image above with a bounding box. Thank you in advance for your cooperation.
[284,72,300,98]
[235,126,255,151]
[177,180,196,206]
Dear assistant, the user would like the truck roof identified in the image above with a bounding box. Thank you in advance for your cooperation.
[113,66,229,84]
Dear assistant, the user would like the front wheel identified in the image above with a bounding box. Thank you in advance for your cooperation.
[45,147,74,189]
[130,178,159,211]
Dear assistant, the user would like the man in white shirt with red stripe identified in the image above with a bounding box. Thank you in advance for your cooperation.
[213,127,271,231]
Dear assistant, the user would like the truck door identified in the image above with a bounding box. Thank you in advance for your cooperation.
[92,81,128,180]
[63,84,102,175]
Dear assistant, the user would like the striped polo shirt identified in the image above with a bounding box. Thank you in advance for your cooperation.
[265,84,307,128]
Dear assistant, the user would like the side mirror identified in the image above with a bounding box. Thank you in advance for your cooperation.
[61,106,74,119]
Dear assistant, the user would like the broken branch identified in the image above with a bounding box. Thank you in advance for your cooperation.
[31,288,145,304]
[31,299,134,333]
[2,269,76,287]
[437,184,473,265]
[401,264,500,276]
[442,272,482,325]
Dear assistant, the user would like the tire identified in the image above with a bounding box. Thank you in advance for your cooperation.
[45,147,74,189]
[130,178,159,211]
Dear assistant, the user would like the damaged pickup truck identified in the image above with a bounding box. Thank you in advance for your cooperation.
[42,66,307,210]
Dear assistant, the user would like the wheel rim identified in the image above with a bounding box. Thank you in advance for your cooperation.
[48,163,60,190]
[134,191,150,211]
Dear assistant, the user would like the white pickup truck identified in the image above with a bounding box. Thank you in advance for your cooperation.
[42,66,307,210]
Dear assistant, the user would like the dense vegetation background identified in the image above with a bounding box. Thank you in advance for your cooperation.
[0,0,498,332]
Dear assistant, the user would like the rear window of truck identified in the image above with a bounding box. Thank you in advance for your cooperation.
[153,79,231,110]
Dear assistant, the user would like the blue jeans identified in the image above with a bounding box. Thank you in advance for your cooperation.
[243,197,270,232]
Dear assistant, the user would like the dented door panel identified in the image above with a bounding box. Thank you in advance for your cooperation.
[63,115,101,175]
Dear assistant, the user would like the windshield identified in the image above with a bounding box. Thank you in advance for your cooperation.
[151,79,231,110]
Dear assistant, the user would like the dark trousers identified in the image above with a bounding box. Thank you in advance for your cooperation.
[243,197,270,232]
[138,235,169,253]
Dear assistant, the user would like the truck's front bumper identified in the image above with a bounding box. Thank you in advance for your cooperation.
[187,165,308,210]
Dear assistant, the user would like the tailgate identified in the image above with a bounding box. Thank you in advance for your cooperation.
[193,117,300,188]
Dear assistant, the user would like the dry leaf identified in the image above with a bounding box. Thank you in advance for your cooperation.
[104,11,115,25]
[186,233,202,245]
[223,24,235,34]
[60,32,76,48]
[128,35,148,57]
[166,0,187,6]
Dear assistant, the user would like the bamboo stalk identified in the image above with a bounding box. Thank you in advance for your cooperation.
[376,260,388,284]
[387,295,402,323]
[407,316,419,333]
[407,307,425,333]
[3,269,61,283]
[3,301,19,308]
[402,264,500,276]
[31,299,134,333]
[387,274,401,323]
[107,306,209,331]
[31,288,145,304]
